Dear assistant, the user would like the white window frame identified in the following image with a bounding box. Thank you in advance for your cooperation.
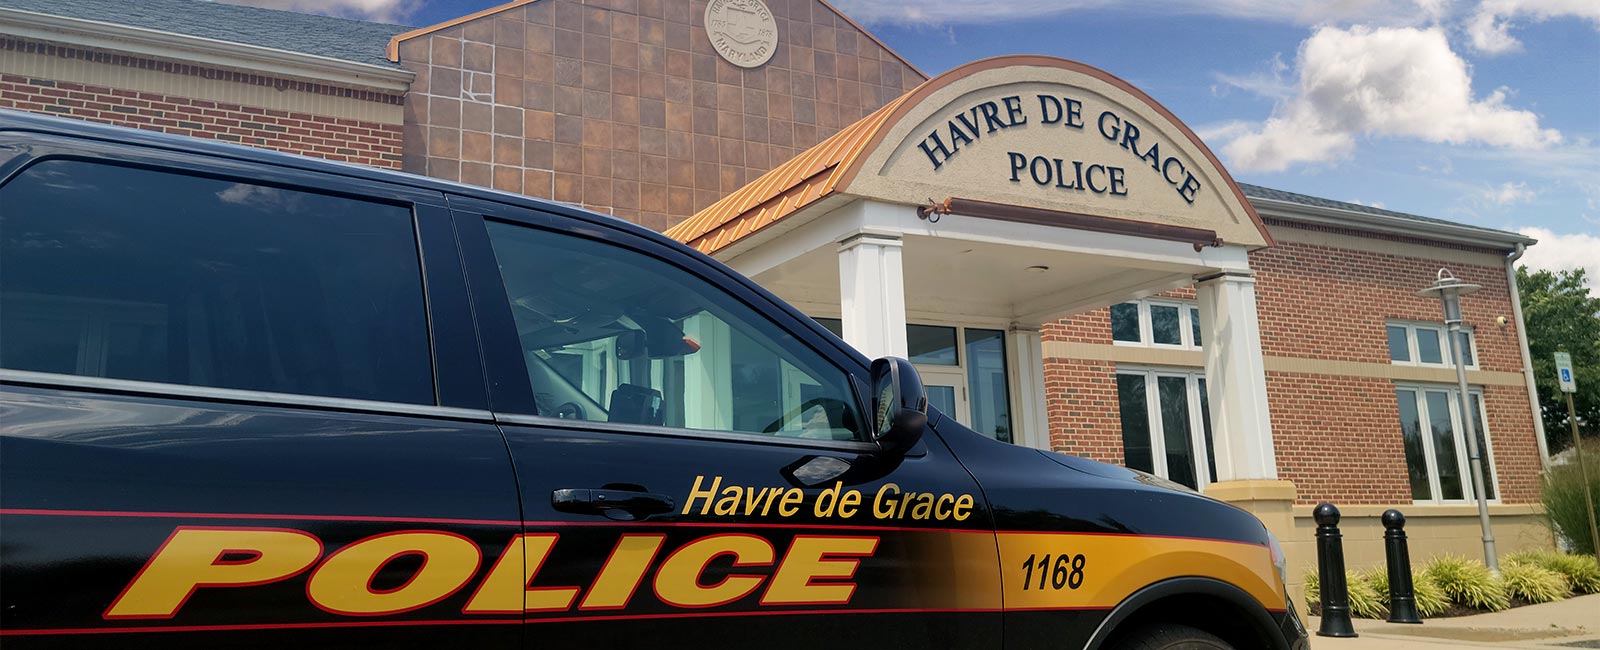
[1117,366,1215,490]
[1111,299,1203,351]
[1387,320,1477,370]
[1395,383,1500,505]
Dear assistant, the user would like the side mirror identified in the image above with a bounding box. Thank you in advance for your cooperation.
[870,357,927,454]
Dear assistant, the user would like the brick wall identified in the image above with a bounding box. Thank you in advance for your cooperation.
[1251,238,1522,372]
[396,0,924,231]
[0,39,404,168]
[1044,358,1122,464]
[1266,371,1413,504]
[1040,224,1542,505]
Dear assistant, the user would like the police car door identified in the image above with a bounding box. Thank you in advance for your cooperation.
[0,140,520,648]
[451,199,1003,650]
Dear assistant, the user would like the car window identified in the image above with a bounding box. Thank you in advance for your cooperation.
[482,220,865,442]
[0,159,433,404]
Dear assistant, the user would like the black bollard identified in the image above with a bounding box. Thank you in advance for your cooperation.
[1315,502,1357,637]
[1383,509,1422,623]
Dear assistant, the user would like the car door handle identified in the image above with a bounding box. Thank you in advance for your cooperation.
[551,488,675,520]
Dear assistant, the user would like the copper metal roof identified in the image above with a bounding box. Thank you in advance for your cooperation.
[666,55,1277,254]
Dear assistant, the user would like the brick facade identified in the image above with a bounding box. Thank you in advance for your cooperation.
[1040,225,1542,505]
[395,0,924,231]
[0,39,404,168]
[5,2,1544,514]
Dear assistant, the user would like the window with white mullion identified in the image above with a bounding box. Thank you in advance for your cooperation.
[1116,367,1217,491]
[1388,321,1476,369]
[1396,384,1498,504]
[1148,301,1188,349]
[1111,299,1202,350]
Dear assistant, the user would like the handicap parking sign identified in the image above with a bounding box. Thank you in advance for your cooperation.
[1555,352,1577,393]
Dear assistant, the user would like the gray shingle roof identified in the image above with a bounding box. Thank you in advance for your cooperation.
[0,0,410,69]
[1239,182,1529,243]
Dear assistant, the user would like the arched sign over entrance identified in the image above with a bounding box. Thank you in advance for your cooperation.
[668,55,1272,255]
[848,56,1271,248]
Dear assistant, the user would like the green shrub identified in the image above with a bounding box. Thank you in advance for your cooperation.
[1365,565,1449,617]
[1412,570,1451,617]
[1501,561,1570,603]
[1365,566,1387,600]
[1508,550,1600,594]
[1424,555,1509,611]
[1542,439,1600,555]
[1346,569,1387,619]
[1298,567,1385,617]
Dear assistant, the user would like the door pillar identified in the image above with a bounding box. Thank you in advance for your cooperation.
[1007,327,1051,451]
[1195,270,1278,481]
[837,233,907,360]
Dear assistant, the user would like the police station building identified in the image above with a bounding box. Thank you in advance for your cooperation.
[0,0,1556,593]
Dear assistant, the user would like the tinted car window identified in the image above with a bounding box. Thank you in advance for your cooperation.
[483,220,865,442]
[0,160,433,404]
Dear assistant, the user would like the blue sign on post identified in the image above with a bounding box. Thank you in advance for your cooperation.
[1555,352,1576,393]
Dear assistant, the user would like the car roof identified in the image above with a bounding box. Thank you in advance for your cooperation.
[0,108,674,246]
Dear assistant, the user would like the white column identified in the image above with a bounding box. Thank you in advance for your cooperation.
[837,233,908,360]
[1007,327,1051,450]
[1196,270,1278,481]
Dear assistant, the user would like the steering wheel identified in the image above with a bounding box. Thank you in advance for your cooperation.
[554,401,586,420]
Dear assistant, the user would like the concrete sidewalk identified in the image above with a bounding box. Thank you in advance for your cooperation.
[1304,594,1599,649]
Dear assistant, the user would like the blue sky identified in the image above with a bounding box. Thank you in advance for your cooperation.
[243,0,1599,284]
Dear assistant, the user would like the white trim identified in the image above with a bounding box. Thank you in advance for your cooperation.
[0,7,414,93]
[1387,320,1478,370]
[1007,327,1050,452]
[1505,245,1550,467]
[1250,197,1534,250]
[1111,297,1203,352]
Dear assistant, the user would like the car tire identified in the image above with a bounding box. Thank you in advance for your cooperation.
[1110,623,1234,650]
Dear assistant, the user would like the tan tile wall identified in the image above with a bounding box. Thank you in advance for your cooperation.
[398,0,924,231]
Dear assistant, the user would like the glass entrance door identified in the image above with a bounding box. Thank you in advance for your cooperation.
[810,318,1015,443]
[917,365,969,426]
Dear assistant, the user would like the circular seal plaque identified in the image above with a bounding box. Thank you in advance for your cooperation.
[704,0,778,69]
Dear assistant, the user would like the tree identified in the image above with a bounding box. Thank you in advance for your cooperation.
[1517,267,1600,454]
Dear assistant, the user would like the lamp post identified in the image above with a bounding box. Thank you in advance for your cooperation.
[1417,269,1497,572]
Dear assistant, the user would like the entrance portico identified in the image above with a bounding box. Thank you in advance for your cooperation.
[666,56,1287,498]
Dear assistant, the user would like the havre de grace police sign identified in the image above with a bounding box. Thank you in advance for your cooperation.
[912,93,1204,205]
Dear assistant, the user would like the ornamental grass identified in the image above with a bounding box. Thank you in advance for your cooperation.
[1298,568,1386,618]
[1500,561,1570,604]
[1346,569,1387,619]
[1411,568,1451,617]
[1362,566,1448,618]
[1423,555,1509,612]
[1506,550,1600,594]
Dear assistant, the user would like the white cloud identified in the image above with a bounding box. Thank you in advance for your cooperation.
[215,0,416,23]
[1483,181,1537,205]
[1212,53,1294,100]
[1193,120,1257,143]
[1467,0,1600,54]
[1215,26,1562,172]
[828,0,1447,27]
[1517,227,1600,292]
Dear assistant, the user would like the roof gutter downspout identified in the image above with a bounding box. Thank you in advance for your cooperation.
[1507,243,1551,468]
